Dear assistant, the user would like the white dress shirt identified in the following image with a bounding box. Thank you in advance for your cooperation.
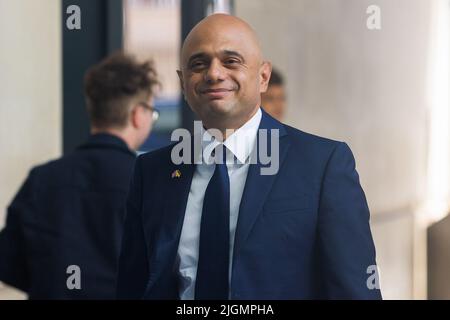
[177,108,262,300]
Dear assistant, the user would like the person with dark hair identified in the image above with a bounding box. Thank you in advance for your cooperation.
[0,52,159,299]
[261,67,286,121]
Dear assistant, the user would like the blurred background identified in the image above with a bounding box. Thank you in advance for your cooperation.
[0,0,449,299]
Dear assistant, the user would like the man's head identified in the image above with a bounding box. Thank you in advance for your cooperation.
[178,14,272,138]
[84,52,159,150]
[261,68,286,121]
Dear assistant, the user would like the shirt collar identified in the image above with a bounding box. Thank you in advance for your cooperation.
[201,108,262,164]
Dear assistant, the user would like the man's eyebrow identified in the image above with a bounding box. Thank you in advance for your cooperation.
[187,53,208,65]
[187,50,246,65]
[223,50,245,62]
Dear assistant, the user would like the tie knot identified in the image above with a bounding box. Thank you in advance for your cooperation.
[211,144,228,165]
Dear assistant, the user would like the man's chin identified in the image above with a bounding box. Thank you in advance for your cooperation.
[204,101,234,116]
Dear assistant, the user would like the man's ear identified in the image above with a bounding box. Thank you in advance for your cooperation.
[177,70,185,95]
[130,105,141,129]
[259,61,272,93]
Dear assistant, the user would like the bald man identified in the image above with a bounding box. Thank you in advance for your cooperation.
[117,14,381,300]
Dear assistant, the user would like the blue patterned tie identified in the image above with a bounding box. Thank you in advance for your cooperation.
[195,144,230,300]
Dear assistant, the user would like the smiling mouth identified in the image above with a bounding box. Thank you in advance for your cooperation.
[200,88,234,99]
[201,88,233,93]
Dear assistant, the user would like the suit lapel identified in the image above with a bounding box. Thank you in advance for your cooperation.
[155,162,195,261]
[145,151,196,295]
[233,110,290,257]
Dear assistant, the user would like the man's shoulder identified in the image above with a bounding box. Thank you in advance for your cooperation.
[137,142,178,166]
[282,123,342,154]
[280,124,360,178]
[28,146,135,188]
[27,156,68,179]
[28,149,90,175]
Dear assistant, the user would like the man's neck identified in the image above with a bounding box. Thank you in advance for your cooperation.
[90,127,136,151]
[203,107,260,141]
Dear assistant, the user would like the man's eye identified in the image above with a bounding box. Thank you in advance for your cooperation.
[191,61,205,69]
[225,59,239,65]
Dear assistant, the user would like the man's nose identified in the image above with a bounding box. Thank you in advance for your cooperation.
[204,59,225,83]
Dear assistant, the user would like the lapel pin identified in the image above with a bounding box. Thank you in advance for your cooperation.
[171,169,182,179]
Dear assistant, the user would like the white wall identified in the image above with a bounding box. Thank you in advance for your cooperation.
[0,0,62,299]
[236,0,433,299]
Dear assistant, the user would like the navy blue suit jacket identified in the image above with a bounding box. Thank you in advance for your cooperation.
[117,110,382,300]
[0,134,136,299]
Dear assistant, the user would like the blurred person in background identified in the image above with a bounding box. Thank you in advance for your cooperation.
[0,52,159,299]
[261,67,286,121]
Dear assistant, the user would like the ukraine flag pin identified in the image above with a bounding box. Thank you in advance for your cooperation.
[171,169,182,179]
